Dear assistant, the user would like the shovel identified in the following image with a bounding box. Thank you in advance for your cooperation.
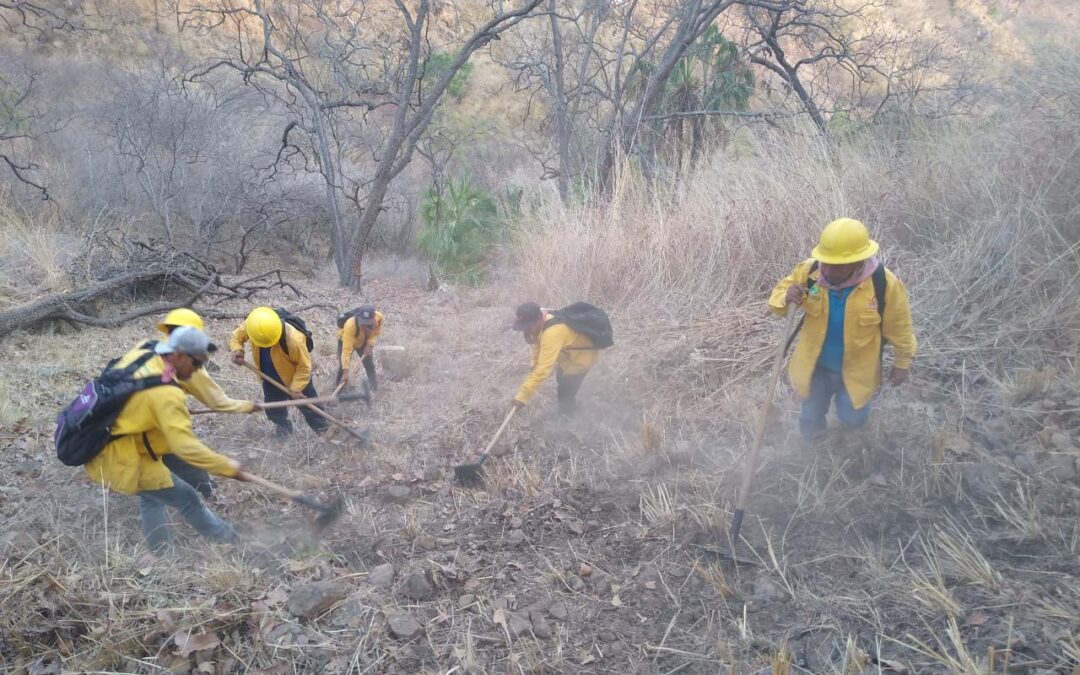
[729,306,800,549]
[235,470,343,529]
[190,387,370,415]
[242,361,370,443]
[454,407,518,486]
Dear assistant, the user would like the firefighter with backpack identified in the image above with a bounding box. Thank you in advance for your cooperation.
[511,301,613,416]
[230,306,329,437]
[153,308,261,498]
[62,327,244,553]
[769,218,917,446]
[336,305,383,392]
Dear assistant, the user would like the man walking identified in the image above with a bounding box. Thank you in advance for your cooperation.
[769,218,917,446]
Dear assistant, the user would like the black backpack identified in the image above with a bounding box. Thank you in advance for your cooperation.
[54,346,174,467]
[275,307,314,354]
[336,306,375,337]
[783,261,887,356]
[544,302,614,349]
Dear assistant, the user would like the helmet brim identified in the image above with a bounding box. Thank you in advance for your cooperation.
[811,239,879,265]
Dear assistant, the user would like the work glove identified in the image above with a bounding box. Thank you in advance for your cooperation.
[231,350,245,366]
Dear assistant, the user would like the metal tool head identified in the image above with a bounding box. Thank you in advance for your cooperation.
[453,456,487,486]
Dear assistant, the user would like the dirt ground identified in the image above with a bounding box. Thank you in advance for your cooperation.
[1,269,1079,674]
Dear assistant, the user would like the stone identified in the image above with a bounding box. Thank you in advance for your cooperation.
[508,611,533,636]
[388,613,424,640]
[1011,453,1038,475]
[458,594,475,609]
[532,618,553,639]
[367,563,396,588]
[548,601,569,621]
[506,530,526,545]
[569,576,586,592]
[378,346,413,380]
[422,466,443,481]
[0,529,37,556]
[331,597,370,628]
[286,581,349,619]
[1045,455,1078,482]
[508,517,523,529]
[751,574,786,603]
[591,573,612,597]
[396,572,433,600]
[958,462,1001,500]
[1050,432,1076,452]
[383,485,412,504]
[415,536,437,552]
[598,629,618,643]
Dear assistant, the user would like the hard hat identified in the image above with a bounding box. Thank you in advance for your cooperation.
[811,218,879,264]
[157,308,205,335]
[246,307,283,348]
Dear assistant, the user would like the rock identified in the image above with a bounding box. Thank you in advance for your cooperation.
[378,345,413,380]
[265,622,312,646]
[1050,432,1076,452]
[508,516,523,529]
[569,576,586,592]
[532,618,553,639]
[458,594,475,609]
[388,613,424,640]
[584,520,601,533]
[591,573,612,597]
[396,572,433,600]
[493,597,509,611]
[331,597,370,628]
[0,529,37,556]
[415,536,437,552]
[368,563,396,588]
[598,629,618,643]
[506,530,526,545]
[286,581,349,619]
[1045,455,1078,482]
[422,466,443,481]
[1011,453,1039,475]
[548,601,569,621]
[958,462,1001,499]
[383,485,412,504]
[751,574,786,603]
[578,563,593,577]
[508,611,533,636]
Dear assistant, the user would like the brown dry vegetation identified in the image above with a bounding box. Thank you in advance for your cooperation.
[3,4,1080,675]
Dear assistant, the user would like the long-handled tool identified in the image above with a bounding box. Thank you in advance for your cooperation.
[190,388,369,415]
[242,361,370,443]
[730,306,800,548]
[235,470,342,528]
[454,407,518,485]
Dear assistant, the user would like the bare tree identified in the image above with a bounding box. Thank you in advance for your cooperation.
[185,0,543,289]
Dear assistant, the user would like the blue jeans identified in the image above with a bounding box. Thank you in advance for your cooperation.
[139,473,236,552]
[799,367,871,441]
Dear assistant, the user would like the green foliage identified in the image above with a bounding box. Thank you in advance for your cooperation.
[423,52,474,100]
[417,176,502,283]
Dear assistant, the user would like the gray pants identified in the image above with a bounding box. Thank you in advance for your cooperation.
[139,473,236,552]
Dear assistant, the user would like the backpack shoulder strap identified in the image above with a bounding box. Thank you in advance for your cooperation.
[871,264,887,319]
[120,348,158,375]
[805,260,820,290]
[278,320,290,356]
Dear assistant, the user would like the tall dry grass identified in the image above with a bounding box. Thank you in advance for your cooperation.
[514,50,1080,418]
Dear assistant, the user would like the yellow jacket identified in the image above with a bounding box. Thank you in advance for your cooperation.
[84,346,240,495]
[181,368,255,413]
[339,311,384,371]
[769,259,917,409]
[514,320,598,405]
[230,323,313,392]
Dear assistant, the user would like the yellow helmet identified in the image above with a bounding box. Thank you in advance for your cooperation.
[245,307,282,348]
[157,308,205,335]
[811,218,879,265]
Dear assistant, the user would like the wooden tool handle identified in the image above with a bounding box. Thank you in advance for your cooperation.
[482,407,518,456]
[242,360,368,441]
[236,470,300,499]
